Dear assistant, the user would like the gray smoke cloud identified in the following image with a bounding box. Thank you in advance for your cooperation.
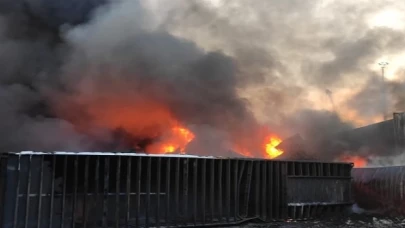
[1,0,405,161]
[0,0,265,154]
[160,0,405,162]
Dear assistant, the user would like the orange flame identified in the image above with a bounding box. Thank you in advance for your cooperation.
[55,90,286,157]
[150,126,195,153]
[265,136,284,159]
[231,132,285,159]
[162,145,176,153]
[231,146,254,157]
[340,155,367,167]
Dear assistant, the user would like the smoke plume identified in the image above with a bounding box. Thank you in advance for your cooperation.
[0,0,266,155]
[1,0,405,162]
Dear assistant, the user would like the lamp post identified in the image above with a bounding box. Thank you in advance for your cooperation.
[378,62,389,121]
[325,89,338,117]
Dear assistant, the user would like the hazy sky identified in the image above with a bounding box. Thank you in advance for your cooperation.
[140,0,405,127]
[1,0,404,153]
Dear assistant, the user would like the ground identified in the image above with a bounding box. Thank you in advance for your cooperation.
[224,215,405,228]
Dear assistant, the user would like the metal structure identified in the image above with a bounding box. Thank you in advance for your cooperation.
[352,166,405,216]
[325,89,338,118]
[393,112,405,151]
[311,112,405,159]
[0,152,353,228]
[379,61,389,121]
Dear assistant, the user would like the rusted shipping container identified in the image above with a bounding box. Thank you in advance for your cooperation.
[0,152,353,228]
[352,166,405,216]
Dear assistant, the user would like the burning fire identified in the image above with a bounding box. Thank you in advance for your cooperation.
[151,125,284,159]
[265,136,284,159]
[150,126,285,158]
[56,91,285,158]
[340,155,367,167]
[232,133,285,159]
[160,127,195,153]
[148,126,195,154]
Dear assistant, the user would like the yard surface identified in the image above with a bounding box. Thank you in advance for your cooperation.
[225,215,405,228]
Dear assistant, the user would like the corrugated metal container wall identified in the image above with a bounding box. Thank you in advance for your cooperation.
[393,112,405,151]
[352,166,405,216]
[0,153,353,228]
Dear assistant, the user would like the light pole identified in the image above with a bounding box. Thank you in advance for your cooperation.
[378,62,389,120]
[325,89,338,117]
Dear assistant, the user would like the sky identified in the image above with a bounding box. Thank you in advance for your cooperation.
[142,0,405,127]
[1,0,405,154]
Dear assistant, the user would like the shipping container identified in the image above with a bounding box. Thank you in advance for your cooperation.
[352,166,405,216]
[0,152,353,228]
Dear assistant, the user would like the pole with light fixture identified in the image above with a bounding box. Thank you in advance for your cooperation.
[378,61,389,120]
[325,89,339,118]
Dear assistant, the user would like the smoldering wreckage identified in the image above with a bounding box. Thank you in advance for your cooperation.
[0,0,405,227]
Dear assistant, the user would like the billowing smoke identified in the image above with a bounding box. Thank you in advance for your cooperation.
[0,0,266,155]
[1,0,405,162]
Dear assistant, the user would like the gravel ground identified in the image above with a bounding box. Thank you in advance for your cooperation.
[223,215,405,228]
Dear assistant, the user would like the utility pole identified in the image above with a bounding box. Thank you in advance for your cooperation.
[378,61,389,121]
[325,89,339,118]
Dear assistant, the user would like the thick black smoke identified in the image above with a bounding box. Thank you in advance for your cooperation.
[0,0,104,27]
[1,0,404,163]
[280,109,354,160]
[0,0,262,154]
[0,0,98,151]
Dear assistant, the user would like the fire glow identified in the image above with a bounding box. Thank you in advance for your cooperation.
[56,92,285,159]
[158,127,195,154]
[340,155,367,167]
[154,126,284,159]
[265,136,284,159]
